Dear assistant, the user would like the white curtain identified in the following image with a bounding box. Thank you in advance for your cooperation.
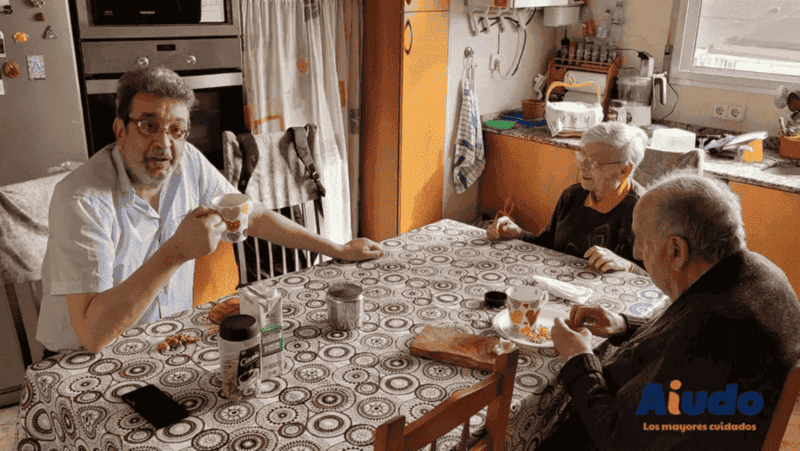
[240,0,358,244]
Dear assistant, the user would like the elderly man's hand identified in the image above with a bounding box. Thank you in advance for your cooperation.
[567,304,627,339]
[486,216,523,241]
[336,238,384,261]
[584,246,634,273]
[169,206,227,262]
[552,317,594,361]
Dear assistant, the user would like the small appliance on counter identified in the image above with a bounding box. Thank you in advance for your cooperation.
[615,51,667,127]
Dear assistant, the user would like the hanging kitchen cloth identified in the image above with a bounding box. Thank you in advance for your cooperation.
[453,61,485,194]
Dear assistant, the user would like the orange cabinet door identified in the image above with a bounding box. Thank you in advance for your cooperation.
[398,11,448,235]
[729,181,800,299]
[481,134,579,235]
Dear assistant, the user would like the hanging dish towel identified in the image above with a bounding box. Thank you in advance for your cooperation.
[453,68,485,194]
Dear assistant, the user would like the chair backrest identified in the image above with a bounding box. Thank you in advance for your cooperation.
[1,170,73,407]
[633,147,704,189]
[222,128,326,284]
[373,348,520,451]
[235,201,324,283]
[762,359,800,451]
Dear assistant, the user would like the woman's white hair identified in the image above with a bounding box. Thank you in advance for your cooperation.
[580,122,647,172]
[645,171,746,264]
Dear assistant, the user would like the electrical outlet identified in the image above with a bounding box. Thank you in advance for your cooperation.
[727,104,746,122]
[711,103,728,119]
[490,53,501,71]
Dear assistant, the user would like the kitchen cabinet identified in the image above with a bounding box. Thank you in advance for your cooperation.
[728,181,800,298]
[480,133,579,235]
[361,0,449,241]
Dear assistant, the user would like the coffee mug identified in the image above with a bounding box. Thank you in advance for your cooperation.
[505,285,548,337]
[210,193,252,243]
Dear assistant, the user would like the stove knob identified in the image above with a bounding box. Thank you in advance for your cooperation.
[186,55,197,65]
[136,56,149,68]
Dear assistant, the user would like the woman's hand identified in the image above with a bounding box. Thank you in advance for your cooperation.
[336,238,384,261]
[584,245,634,273]
[486,216,523,240]
[567,304,627,339]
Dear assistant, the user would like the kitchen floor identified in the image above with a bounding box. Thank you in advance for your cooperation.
[1,400,800,449]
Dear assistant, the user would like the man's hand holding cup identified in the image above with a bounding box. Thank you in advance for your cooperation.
[169,206,227,263]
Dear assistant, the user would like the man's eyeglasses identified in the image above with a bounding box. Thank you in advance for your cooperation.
[129,117,190,140]
[573,150,621,171]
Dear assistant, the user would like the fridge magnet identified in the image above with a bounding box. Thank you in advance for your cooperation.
[3,61,20,78]
[0,79,4,95]
[35,12,45,21]
[0,31,5,57]
[29,0,44,7]
[1,0,11,14]
[13,32,28,43]
[27,54,45,80]
[43,26,55,39]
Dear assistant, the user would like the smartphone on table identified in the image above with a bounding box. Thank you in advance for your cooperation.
[121,384,190,429]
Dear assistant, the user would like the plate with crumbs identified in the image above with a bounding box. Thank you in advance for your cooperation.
[492,305,562,348]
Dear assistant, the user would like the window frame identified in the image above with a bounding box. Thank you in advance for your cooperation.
[669,0,800,95]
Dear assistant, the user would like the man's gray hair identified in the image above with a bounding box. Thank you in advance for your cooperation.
[580,122,647,172]
[116,66,196,126]
[646,171,746,263]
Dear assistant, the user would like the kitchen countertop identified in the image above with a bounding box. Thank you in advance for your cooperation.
[482,112,800,195]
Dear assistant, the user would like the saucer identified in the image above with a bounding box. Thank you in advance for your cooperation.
[492,305,564,348]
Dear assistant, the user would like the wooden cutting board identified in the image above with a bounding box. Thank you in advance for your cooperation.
[410,325,501,371]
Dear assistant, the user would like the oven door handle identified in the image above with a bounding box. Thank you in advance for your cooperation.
[85,71,243,95]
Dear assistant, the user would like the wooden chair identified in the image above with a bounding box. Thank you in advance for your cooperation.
[762,360,800,451]
[221,128,326,284]
[373,348,520,451]
[193,241,239,307]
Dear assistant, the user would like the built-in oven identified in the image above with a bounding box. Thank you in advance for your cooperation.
[72,0,240,39]
[71,0,246,170]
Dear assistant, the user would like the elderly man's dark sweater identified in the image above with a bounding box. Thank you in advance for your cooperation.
[554,249,800,450]
[520,181,645,267]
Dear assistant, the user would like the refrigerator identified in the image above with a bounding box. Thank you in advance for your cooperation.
[0,0,88,186]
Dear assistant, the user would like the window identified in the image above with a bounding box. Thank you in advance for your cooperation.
[669,0,800,94]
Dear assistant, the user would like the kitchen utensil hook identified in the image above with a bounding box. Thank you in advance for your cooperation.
[464,47,476,82]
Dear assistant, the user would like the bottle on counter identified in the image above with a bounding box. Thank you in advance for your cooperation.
[596,8,612,43]
[609,99,628,123]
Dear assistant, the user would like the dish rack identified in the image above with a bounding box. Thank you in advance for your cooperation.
[545,53,621,119]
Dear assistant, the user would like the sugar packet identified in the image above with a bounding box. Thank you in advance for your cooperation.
[239,284,283,381]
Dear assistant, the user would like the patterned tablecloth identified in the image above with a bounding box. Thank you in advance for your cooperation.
[15,219,668,451]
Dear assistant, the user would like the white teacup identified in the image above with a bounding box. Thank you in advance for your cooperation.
[210,193,252,243]
[505,285,548,337]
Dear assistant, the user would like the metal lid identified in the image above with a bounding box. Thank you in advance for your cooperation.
[220,314,259,341]
[327,282,363,302]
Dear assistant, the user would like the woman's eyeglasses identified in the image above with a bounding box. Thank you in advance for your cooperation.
[573,150,621,171]
[129,117,190,140]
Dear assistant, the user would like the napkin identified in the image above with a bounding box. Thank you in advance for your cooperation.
[532,275,593,304]
[410,325,504,371]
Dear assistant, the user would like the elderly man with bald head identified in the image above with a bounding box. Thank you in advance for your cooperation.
[541,172,800,450]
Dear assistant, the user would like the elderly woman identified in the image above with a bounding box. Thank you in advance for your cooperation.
[487,122,647,274]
